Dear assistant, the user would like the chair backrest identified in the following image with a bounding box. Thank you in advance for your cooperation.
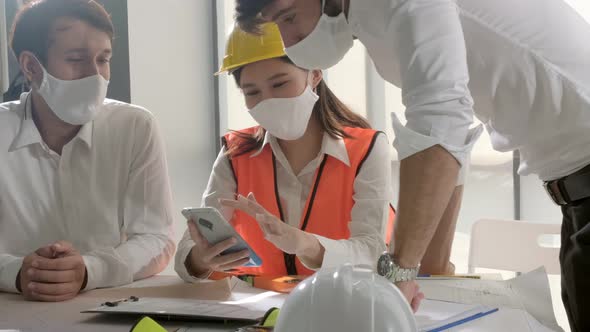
[468,219,561,274]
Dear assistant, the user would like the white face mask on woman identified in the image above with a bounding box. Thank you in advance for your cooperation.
[285,0,354,70]
[248,85,319,141]
[33,59,109,125]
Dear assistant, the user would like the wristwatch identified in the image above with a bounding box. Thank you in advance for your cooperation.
[377,252,420,283]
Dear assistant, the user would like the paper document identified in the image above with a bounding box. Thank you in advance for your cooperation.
[416,300,494,331]
[82,278,288,324]
[82,297,266,322]
[417,267,562,332]
[79,277,234,303]
[227,277,288,312]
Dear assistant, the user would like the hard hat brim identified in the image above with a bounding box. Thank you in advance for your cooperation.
[214,50,287,76]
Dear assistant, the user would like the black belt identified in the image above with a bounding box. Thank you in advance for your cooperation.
[544,164,590,206]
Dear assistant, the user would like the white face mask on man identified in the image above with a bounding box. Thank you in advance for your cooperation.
[33,59,109,125]
[248,85,319,141]
[285,0,354,70]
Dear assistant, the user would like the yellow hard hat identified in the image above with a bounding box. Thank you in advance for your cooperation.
[216,23,286,75]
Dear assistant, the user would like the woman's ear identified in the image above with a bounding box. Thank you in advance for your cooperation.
[310,69,323,90]
[20,52,42,86]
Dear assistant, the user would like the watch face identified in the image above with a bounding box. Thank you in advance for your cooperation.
[377,253,392,277]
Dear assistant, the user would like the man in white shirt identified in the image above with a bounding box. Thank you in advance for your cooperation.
[235,0,590,329]
[0,0,175,302]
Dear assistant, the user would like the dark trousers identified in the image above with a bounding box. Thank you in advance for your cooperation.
[561,197,590,332]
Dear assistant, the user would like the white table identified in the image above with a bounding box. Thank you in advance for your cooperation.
[0,275,556,332]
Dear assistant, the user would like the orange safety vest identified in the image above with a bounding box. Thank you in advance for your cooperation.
[222,126,395,277]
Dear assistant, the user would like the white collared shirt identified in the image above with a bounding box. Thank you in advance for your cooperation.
[348,0,590,180]
[0,93,175,293]
[175,131,392,281]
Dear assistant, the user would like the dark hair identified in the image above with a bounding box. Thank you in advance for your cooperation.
[226,56,371,157]
[10,0,114,64]
[235,0,274,34]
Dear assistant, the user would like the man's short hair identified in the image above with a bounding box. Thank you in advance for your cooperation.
[235,0,274,34]
[10,0,114,64]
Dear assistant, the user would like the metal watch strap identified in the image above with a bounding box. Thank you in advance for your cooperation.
[378,252,419,282]
[392,264,419,282]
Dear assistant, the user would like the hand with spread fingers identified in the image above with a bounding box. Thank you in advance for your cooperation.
[185,220,251,278]
[220,192,324,266]
[18,241,87,302]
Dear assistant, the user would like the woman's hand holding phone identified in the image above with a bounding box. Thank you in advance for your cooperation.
[185,220,251,278]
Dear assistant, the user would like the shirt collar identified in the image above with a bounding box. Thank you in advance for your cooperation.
[321,132,350,167]
[250,130,351,167]
[76,121,93,149]
[9,92,93,152]
[10,93,43,152]
[250,130,273,158]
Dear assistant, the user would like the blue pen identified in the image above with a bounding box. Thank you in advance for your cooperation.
[426,308,499,332]
[418,274,481,279]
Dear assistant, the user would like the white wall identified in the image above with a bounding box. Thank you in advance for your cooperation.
[0,0,9,95]
[127,0,216,274]
[565,0,590,21]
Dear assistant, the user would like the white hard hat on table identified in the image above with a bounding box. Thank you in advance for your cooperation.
[274,264,417,332]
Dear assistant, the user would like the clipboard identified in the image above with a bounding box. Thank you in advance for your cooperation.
[82,296,267,323]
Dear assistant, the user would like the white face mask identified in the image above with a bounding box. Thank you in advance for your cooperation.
[34,60,109,125]
[248,85,319,141]
[285,0,354,70]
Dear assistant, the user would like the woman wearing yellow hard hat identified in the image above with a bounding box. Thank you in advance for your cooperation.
[174,23,395,280]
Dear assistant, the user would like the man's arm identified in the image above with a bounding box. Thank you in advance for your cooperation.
[420,185,464,274]
[83,112,176,291]
[388,0,483,270]
[393,145,460,269]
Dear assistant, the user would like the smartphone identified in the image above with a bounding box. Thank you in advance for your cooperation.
[181,207,262,267]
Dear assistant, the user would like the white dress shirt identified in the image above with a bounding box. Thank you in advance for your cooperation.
[175,131,392,281]
[348,0,590,180]
[0,93,175,293]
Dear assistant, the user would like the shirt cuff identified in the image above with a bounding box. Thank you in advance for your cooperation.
[0,256,24,293]
[457,156,471,186]
[299,235,352,271]
[391,112,483,168]
[174,240,211,282]
[82,255,107,291]
[82,253,133,291]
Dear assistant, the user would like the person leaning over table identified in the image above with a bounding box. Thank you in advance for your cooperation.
[235,0,590,328]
